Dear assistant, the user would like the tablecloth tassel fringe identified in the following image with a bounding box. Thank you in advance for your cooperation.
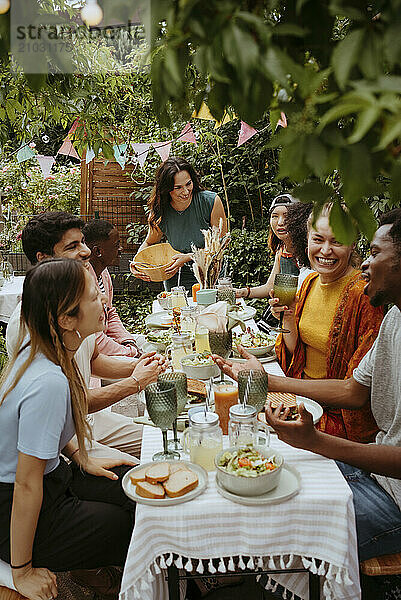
[153,559,161,575]
[317,560,326,576]
[271,580,279,592]
[285,554,294,568]
[208,559,216,574]
[301,556,312,569]
[139,570,151,593]
[238,556,246,570]
[166,553,173,567]
[309,557,317,574]
[159,554,167,569]
[247,556,255,569]
[218,558,226,573]
[196,559,204,574]
[343,568,353,586]
[326,563,334,580]
[280,556,286,569]
[268,556,276,569]
[263,575,273,591]
[184,558,193,571]
[257,556,264,569]
[174,555,183,568]
[227,557,235,571]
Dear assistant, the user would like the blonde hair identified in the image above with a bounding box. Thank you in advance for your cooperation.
[0,259,91,464]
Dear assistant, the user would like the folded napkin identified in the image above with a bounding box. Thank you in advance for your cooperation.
[196,301,247,332]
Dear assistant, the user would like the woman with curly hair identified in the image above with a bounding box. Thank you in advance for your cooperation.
[131,156,227,291]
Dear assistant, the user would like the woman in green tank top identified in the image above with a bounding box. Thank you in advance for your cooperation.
[132,157,227,291]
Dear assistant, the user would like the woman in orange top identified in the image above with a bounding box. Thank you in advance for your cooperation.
[271,205,383,442]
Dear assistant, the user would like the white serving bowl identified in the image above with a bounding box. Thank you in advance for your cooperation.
[214,446,284,497]
[180,354,220,380]
[243,344,274,357]
[157,292,171,310]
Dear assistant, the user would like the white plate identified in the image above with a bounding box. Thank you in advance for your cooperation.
[215,464,301,506]
[231,355,276,364]
[145,311,175,330]
[122,460,208,506]
[258,396,323,431]
[231,306,257,321]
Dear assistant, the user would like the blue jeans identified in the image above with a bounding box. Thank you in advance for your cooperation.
[336,461,401,562]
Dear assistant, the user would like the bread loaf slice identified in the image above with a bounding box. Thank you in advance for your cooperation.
[187,378,206,397]
[129,466,149,484]
[136,481,165,499]
[169,462,191,475]
[145,462,170,483]
[164,469,198,498]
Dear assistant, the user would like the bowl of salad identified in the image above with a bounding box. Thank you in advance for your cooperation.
[145,329,173,352]
[215,445,283,496]
[180,353,220,380]
[157,291,172,310]
[233,330,277,357]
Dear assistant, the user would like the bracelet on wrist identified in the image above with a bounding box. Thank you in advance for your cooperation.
[245,286,251,299]
[11,559,32,570]
[131,375,141,393]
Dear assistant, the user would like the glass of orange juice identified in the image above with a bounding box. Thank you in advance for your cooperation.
[213,381,238,434]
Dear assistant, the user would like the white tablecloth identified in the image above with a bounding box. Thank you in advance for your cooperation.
[0,276,24,323]
[120,425,360,600]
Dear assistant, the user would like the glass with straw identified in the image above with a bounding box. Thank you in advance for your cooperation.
[158,372,188,452]
[145,382,180,460]
[238,370,269,414]
[271,273,298,334]
[208,328,232,382]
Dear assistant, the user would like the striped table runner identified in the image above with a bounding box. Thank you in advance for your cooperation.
[120,426,360,600]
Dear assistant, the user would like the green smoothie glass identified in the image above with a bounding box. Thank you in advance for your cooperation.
[272,273,298,334]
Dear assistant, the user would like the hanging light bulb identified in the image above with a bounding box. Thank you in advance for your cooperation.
[0,0,10,15]
[81,0,103,27]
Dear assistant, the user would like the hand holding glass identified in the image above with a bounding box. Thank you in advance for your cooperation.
[272,274,298,334]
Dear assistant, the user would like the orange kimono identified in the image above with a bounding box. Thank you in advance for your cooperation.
[275,271,383,442]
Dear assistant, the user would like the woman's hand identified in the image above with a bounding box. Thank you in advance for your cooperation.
[13,565,58,600]
[235,288,248,299]
[268,289,297,321]
[264,402,319,451]
[82,456,138,480]
[164,254,191,276]
[131,352,168,389]
[212,345,265,381]
[129,263,151,282]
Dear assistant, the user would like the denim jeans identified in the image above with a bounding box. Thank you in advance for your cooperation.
[336,461,401,562]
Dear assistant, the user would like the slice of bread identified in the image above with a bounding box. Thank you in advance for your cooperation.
[136,481,165,499]
[169,462,191,475]
[129,466,149,484]
[164,469,198,498]
[187,378,206,397]
[145,462,170,483]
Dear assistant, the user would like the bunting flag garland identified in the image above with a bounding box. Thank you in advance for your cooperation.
[113,143,127,169]
[68,118,80,136]
[178,123,197,144]
[57,138,80,160]
[36,155,55,178]
[153,141,172,162]
[85,147,96,164]
[237,121,258,147]
[191,102,216,121]
[214,112,237,129]
[277,112,288,128]
[16,144,36,163]
[131,143,150,168]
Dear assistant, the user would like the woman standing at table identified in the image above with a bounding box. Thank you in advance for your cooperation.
[270,204,383,442]
[0,259,138,600]
[131,156,227,291]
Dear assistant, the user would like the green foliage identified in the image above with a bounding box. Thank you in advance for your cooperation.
[112,286,154,334]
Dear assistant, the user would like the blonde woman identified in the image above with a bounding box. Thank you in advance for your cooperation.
[0,259,147,600]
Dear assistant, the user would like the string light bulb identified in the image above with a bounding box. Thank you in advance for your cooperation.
[0,0,10,15]
[81,0,103,27]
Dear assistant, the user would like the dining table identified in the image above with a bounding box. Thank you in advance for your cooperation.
[119,298,362,600]
[0,276,24,324]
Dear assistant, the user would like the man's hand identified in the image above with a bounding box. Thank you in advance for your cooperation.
[265,402,319,451]
[212,345,264,381]
[13,565,58,600]
[83,456,137,480]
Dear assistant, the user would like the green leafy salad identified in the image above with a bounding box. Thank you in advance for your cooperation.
[146,330,172,345]
[218,445,279,477]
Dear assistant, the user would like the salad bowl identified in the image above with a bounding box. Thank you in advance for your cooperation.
[233,330,277,357]
[180,353,220,380]
[215,445,284,496]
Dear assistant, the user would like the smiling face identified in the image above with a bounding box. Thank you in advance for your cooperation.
[270,205,289,242]
[361,224,401,307]
[308,216,353,283]
[72,269,106,337]
[169,170,194,207]
[50,228,91,267]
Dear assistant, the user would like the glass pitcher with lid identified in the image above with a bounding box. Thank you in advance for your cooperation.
[228,404,270,448]
[166,332,192,372]
[183,411,223,471]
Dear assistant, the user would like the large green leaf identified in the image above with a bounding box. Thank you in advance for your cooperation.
[347,200,377,241]
[293,181,333,204]
[305,137,328,177]
[332,29,364,89]
[329,201,358,245]
[347,105,380,144]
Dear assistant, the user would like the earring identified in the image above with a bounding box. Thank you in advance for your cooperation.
[62,329,82,352]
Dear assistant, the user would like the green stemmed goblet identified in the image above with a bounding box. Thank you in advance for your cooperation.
[271,273,298,334]
[158,372,188,451]
[208,329,232,382]
[145,382,180,461]
[238,370,269,414]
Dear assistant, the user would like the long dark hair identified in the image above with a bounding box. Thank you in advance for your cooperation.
[285,202,313,267]
[148,157,204,229]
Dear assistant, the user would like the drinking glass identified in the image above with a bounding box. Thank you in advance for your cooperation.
[208,329,232,382]
[271,273,298,333]
[158,372,188,451]
[145,382,180,460]
[238,370,269,413]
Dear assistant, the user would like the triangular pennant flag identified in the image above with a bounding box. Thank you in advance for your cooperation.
[191,102,216,121]
[277,112,288,128]
[36,155,55,178]
[16,144,35,163]
[68,118,80,136]
[153,141,172,162]
[178,123,197,144]
[85,147,95,164]
[237,121,258,147]
[113,143,127,169]
[57,138,80,160]
[131,143,150,169]
[214,112,237,129]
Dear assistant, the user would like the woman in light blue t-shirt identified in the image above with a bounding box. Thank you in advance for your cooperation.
[0,259,140,600]
[132,156,228,291]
